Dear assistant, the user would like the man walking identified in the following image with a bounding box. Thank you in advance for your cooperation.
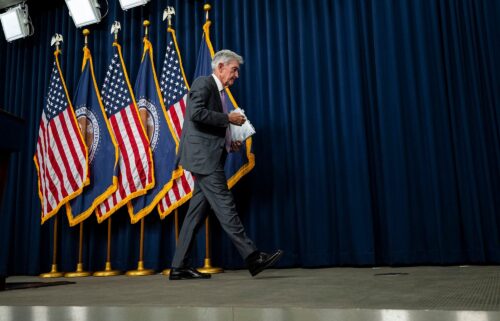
[169,50,283,280]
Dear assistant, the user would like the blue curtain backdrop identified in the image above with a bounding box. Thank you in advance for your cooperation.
[0,0,499,275]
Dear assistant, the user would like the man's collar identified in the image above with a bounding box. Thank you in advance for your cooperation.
[212,74,224,92]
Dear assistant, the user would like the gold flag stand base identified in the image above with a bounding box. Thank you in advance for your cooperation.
[161,268,171,276]
[93,262,121,277]
[64,263,91,278]
[198,258,223,274]
[39,264,64,278]
[126,261,155,276]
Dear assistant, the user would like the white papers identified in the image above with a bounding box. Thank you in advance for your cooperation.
[230,108,256,142]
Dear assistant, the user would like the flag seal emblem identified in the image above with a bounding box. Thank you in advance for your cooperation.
[75,107,100,163]
[137,98,160,150]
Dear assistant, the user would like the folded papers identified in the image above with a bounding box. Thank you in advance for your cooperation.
[230,108,256,142]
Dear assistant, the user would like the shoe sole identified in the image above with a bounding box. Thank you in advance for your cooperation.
[169,275,211,280]
[251,250,284,277]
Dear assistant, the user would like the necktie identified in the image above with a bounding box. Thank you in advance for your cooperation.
[220,90,231,152]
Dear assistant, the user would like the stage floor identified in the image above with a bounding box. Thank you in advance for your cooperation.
[0,266,499,320]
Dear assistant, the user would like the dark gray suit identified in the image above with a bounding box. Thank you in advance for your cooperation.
[172,75,257,268]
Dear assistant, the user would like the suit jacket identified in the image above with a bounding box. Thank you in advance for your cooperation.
[177,76,229,175]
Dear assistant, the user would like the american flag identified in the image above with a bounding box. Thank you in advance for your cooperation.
[157,29,194,218]
[96,43,154,222]
[127,38,181,223]
[35,52,89,224]
[65,47,119,227]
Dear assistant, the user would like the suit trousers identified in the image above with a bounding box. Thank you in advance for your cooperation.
[171,158,257,268]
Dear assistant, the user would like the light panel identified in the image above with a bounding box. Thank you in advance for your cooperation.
[65,0,101,28]
[119,0,150,10]
[0,4,30,42]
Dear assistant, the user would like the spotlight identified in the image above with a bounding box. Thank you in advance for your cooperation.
[118,0,150,10]
[0,2,33,42]
[65,0,101,28]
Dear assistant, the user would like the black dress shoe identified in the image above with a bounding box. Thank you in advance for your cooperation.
[246,249,284,277]
[169,267,211,280]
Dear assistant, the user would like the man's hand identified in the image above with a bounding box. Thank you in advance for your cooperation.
[228,111,246,126]
[231,141,242,152]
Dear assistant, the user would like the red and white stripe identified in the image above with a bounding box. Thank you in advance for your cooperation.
[96,104,153,219]
[36,107,88,221]
[158,171,194,217]
[167,94,187,140]
[158,94,195,217]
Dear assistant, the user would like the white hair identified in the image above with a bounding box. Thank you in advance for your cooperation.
[211,50,244,71]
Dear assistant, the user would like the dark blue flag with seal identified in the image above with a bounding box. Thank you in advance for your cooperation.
[194,20,255,189]
[128,37,182,223]
[66,46,119,226]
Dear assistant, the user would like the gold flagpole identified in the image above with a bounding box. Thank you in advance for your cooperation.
[162,208,179,276]
[159,8,181,277]
[93,217,121,276]
[198,217,223,274]
[126,217,154,276]
[65,222,91,277]
[40,36,65,279]
[65,29,92,278]
[40,214,64,278]
[94,22,124,278]
[204,3,211,21]
[175,209,179,240]
[198,3,223,275]
[126,20,155,277]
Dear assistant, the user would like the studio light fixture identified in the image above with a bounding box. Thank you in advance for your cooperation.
[65,0,101,28]
[0,2,33,42]
[118,0,150,11]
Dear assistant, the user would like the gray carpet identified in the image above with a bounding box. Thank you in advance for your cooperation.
[1,266,499,321]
